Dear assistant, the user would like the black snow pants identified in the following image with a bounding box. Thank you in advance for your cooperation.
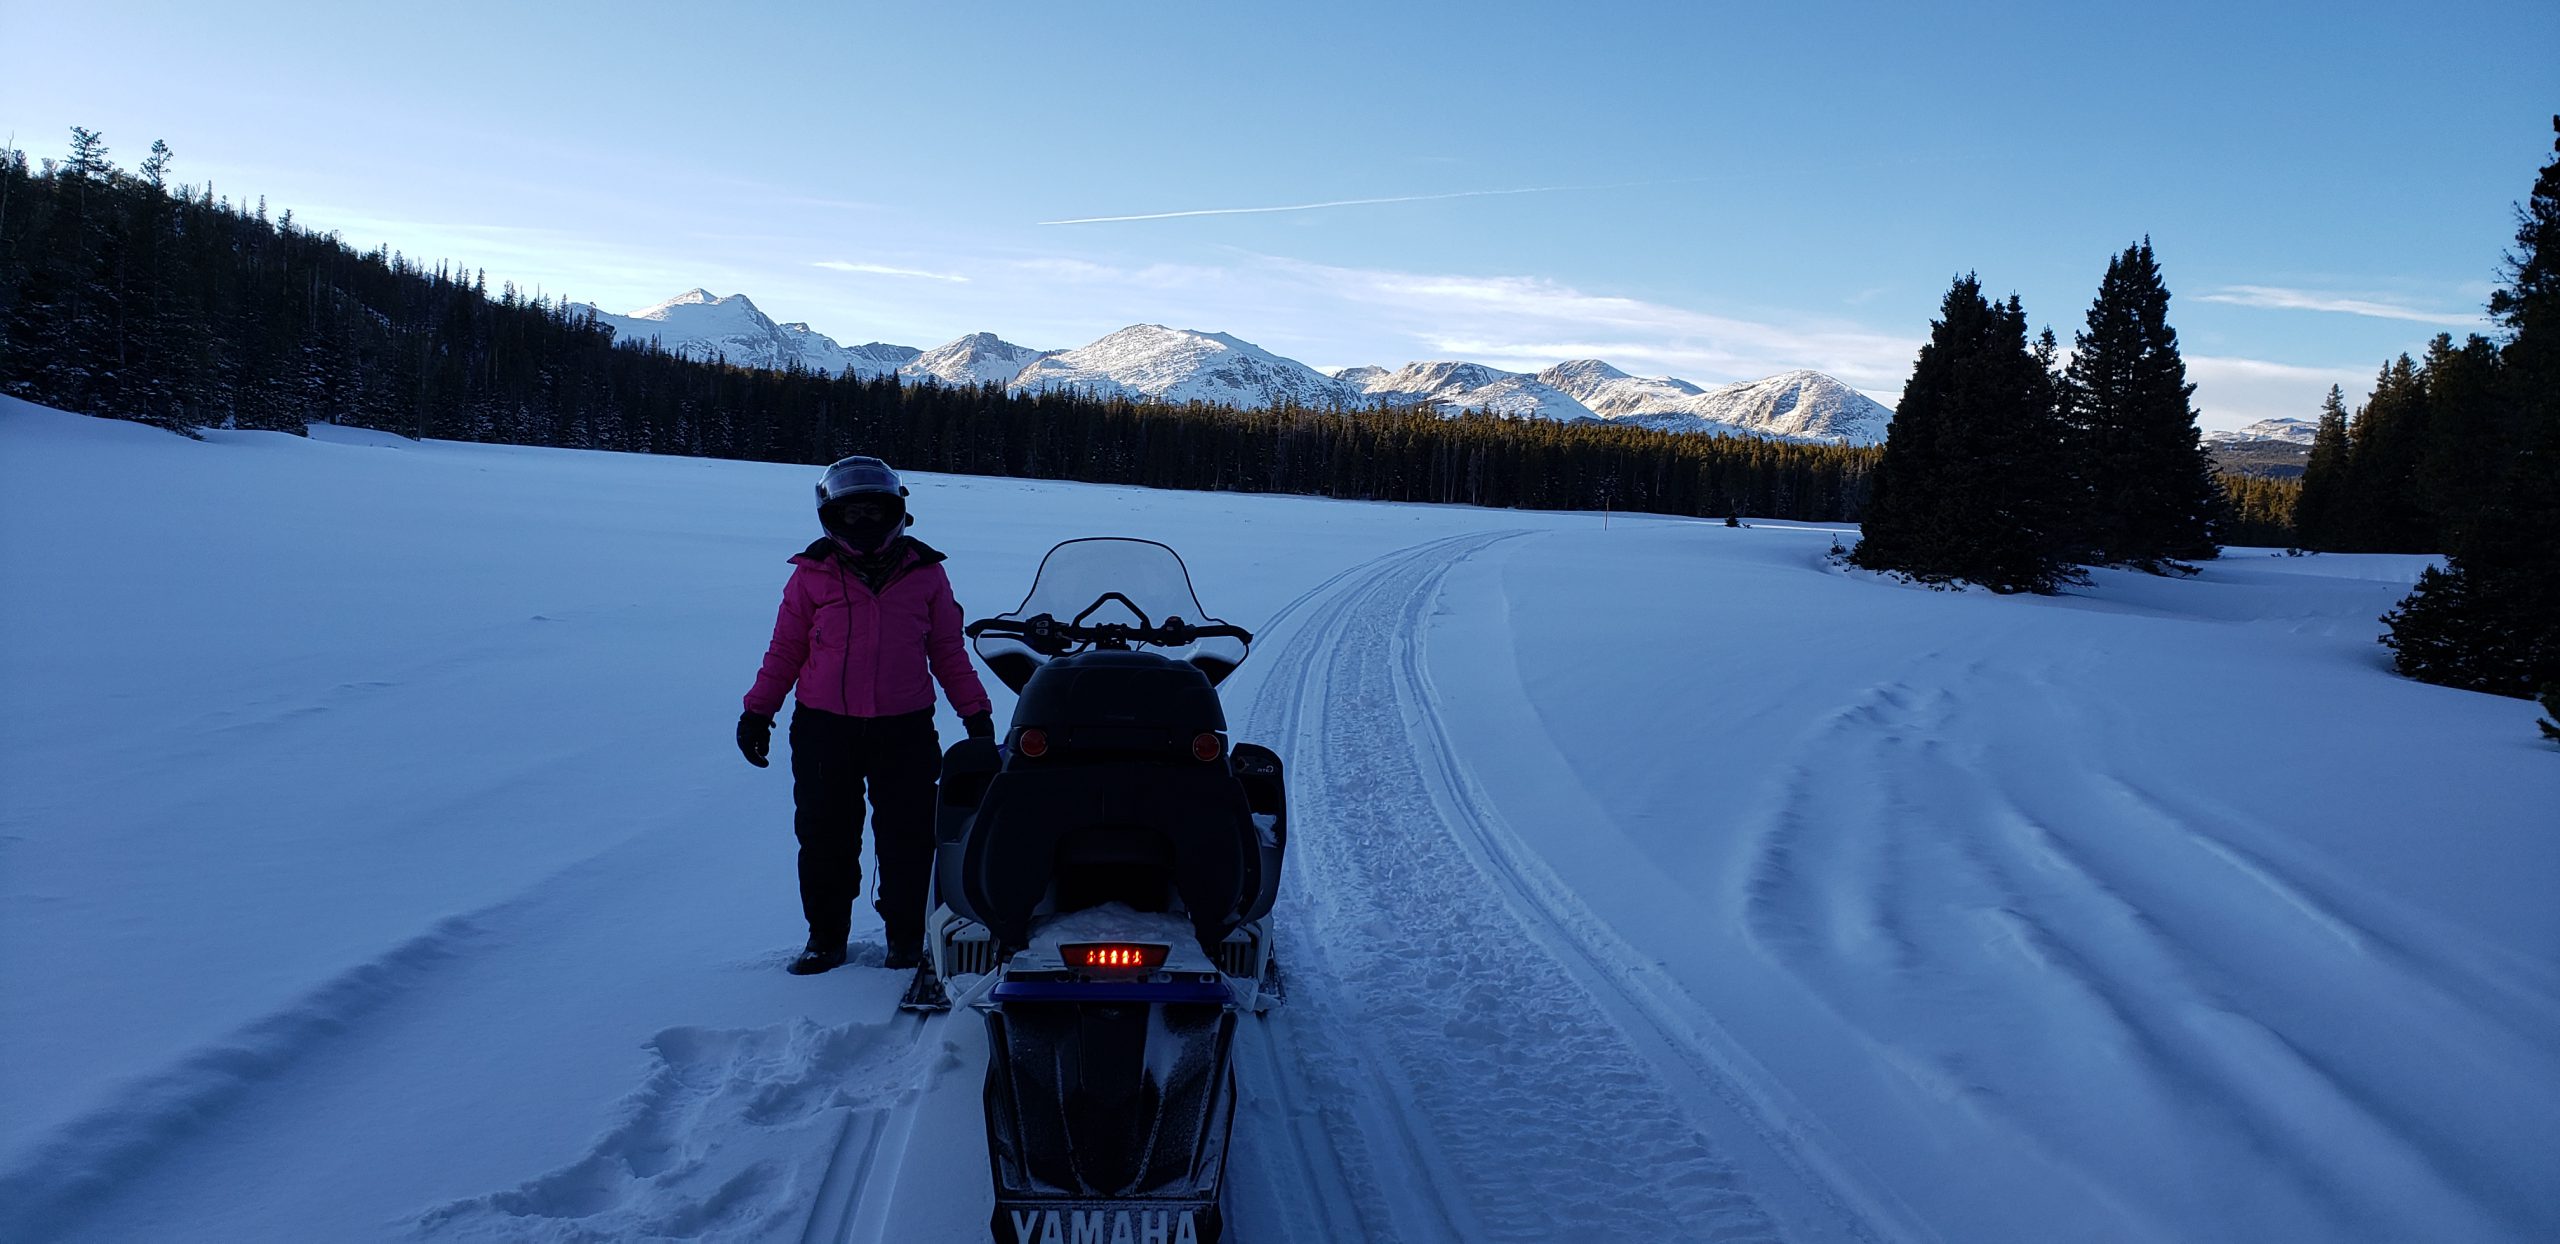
[787,704,941,951]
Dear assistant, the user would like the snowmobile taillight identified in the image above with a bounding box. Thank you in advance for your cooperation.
[1061,942,1169,978]
[1015,728,1050,758]
[1191,732,1223,762]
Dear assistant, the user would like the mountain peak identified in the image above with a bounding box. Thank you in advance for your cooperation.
[1358,360,1594,422]
[903,332,1055,388]
[1539,359,1630,383]
[1011,324,1358,409]
[1649,371,1889,443]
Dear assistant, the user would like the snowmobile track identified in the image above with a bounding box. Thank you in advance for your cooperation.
[797,1011,935,1244]
[1231,530,1905,1244]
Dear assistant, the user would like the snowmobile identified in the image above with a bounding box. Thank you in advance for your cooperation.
[906,538,1286,1244]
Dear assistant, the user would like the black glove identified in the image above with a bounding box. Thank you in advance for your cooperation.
[737,711,774,767]
[963,711,995,741]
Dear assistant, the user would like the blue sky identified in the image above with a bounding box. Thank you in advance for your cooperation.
[6,0,2554,429]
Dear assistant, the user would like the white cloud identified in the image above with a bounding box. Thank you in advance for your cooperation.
[1238,256,1924,391]
[813,260,969,283]
[2198,284,2483,327]
[2187,355,2378,432]
[1037,179,1703,226]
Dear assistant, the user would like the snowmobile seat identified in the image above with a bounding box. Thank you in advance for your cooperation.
[955,761,1261,953]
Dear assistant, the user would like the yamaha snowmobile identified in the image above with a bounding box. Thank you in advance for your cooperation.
[908,538,1286,1244]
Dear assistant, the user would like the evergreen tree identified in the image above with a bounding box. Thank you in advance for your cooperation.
[139,139,171,191]
[2540,686,2558,743]
[2338,354,2432,551]
[2060,240,2223,569]
[63,127,110,178]
[2413,332,2507,540]
[1853,275,2075,593]
[2382,116,2560,701]
[2294,385,2352,549]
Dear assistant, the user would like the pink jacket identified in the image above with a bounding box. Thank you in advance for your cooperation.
[743,538,993,720]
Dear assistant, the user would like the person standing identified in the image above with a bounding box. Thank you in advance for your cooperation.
[736,456,993,975]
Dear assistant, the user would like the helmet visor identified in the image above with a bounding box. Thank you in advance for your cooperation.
[816,456,904,505]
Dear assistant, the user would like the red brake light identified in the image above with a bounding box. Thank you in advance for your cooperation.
[1060,942,1169,976]
[1191,732,1223,762]
[1016,728,1049,758]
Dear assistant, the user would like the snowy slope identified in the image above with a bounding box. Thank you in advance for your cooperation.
[1632,368,1894,443]
[1008,324,1362,408]
[2207,416,2319,445]
[1350,359,1598,421]
[5,397,2552,1244]
[583,290,917,378]
[899,332,1056,388]
[796,329,920,381]
[1535,357,1706,417]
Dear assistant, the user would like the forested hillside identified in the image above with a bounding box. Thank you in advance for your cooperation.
[0,131,1874,523]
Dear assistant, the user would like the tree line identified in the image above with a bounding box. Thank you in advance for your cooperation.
[0,129,1874,525]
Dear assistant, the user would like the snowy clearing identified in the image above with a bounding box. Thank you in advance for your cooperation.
[2,398,2552,1243]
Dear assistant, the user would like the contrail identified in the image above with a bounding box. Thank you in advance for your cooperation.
[1038,179,1703,226]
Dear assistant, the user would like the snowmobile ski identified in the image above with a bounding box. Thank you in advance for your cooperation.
[897,957,950,1013]
[1257,948,1286,1006]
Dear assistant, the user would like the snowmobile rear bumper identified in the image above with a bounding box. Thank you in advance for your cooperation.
[982,974,1238,1244]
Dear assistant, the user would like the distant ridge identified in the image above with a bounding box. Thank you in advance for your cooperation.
[583,288,1896,443]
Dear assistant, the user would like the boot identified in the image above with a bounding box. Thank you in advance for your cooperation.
[788,942,847,976]
[883,937,923,971]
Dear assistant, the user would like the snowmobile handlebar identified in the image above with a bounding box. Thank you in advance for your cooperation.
[966,613,1253,656]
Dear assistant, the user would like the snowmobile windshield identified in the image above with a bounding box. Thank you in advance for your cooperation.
[974,538,1250,687]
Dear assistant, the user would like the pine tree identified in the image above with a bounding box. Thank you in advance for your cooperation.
[2338,354,2432,551]
[2294,386,2352,549]
[2382,116,2560,702]
[1853,275,2075,593]
[139,139,171,191]
[63,127,110,179]
[2413,333,2507,540]
[2060,240,2223,569]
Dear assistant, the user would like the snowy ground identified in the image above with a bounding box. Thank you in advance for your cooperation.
[3,397,2553,1243]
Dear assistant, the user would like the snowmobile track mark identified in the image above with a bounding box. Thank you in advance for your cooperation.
[1234,530,1836,1243]
[1233,533,1515,1244]
[799,1009,941,1244]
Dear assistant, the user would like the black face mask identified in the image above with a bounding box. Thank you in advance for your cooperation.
[822,500,902,553]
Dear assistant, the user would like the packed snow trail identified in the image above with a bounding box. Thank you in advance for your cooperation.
[1222,532,1875,1243]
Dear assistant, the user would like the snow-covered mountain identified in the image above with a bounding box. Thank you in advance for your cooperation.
[582,290,917,378]
[802,331,920,380]
[1346,361,1597,422]
[1534,359,1706,419]
[900,333,1057,388]
[1623,370,1892,444]
[587,288,1896,441]
[1341,358,1887,444]
[1009,325,1363,408]
[2206,417,2317,446]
